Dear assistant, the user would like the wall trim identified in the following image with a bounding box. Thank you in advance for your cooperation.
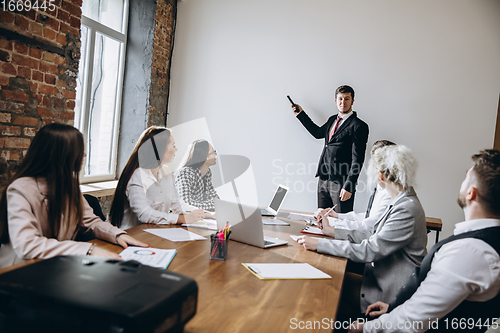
[494,93,500,150]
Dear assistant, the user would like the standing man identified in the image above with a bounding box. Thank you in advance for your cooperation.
[293,85,369,213]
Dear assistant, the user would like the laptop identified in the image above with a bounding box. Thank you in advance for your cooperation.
[215,199,288,249]
[260,184,289,216]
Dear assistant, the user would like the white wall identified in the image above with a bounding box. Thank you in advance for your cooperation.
[168,0,500,240]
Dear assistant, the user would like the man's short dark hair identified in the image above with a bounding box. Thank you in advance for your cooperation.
[335,85,355,99]
[471,149,500,217]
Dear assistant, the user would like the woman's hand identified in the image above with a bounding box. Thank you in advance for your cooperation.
[116,234,150,249]
[322,207,339,219]
[297,235,320,251]
[184,209,205,224]
[313,207,338,220]
[90,247,121,259]
[365,301,389,318]
[318,211,335,238]
[204,211,216,219]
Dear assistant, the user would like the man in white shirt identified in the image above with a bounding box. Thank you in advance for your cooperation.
[348,149,500,333]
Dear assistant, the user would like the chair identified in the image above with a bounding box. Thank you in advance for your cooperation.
[75,194,107,242]
[83,194,106,221]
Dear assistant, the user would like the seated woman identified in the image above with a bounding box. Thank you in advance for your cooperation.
[110,126,206,230]
[175,140,219,212]
[0,124,147,269]
[298,145,427,313]
[315,140,395,231]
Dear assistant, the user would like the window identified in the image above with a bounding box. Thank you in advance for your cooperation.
[75,0,129,182]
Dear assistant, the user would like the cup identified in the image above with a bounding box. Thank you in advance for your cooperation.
[210,234,228,260]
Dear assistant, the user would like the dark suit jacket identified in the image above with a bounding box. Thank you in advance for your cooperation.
[297,110,369,193]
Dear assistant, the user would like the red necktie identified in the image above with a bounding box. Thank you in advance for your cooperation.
[328,117,342,141]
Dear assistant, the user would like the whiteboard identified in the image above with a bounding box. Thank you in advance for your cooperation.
[167,0,500,240]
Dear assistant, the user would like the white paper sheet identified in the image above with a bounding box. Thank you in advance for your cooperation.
[262,218,290,226]
[287,213,316,224]
[300,226,324,235]
[119,246,176,269]
[290,235,324,242]
[181,219,217,230]
[243,263,331,279]
[145,228,207,242]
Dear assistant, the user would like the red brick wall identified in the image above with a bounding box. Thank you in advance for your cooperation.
[0,0,82,182]
[148,0,177,127]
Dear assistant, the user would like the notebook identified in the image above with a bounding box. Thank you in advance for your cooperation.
[215,199,288,248]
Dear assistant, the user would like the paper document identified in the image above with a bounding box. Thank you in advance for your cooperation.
[181,219,217,230]
[262,218,290,226]
[300,226,324,235]
[290,235,324,242]
[119,246,176,269]
[287,213,316,224]
[145,228,207,242]
[242,263,331,280]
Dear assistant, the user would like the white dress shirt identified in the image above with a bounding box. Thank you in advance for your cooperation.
[364,218,500,333]
[332,185,391,231]
[121,166,183,230]
[329,110,354,136]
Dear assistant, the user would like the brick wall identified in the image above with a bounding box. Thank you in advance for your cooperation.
[148,0,177,127]
[0,0,82,183]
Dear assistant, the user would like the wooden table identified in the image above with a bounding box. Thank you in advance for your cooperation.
[91,219,346,333]
[0,210,442,332]
[425,217,443,243]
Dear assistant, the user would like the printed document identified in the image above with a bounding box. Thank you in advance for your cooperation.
[119,246,176,269]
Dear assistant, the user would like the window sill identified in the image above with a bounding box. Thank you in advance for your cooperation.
[80,180,118,197]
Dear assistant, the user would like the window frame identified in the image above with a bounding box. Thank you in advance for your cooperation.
[77,0,129,184]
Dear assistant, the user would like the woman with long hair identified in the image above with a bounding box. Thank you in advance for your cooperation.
[175,139,219,211]
[0,123,147,269]
[298,144,427,314]
[109,126,205,230]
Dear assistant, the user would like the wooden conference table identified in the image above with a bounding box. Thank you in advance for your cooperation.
[95,217,347,333]
[0,211,442,332]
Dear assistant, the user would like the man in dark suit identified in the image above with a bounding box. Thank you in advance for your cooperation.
[293,85,369,213]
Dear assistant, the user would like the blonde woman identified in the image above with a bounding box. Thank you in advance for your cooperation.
[298,145,427,313]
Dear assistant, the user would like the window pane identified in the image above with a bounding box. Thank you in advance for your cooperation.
[74,25,89,131]
[82,0,125,33]
[85,33,123,176]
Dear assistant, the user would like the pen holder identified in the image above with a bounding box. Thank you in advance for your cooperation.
[210,234,228,260]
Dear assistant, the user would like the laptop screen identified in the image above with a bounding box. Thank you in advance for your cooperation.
[269,186,288,211]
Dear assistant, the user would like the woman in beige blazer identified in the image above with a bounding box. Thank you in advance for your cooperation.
[0,124,148,269]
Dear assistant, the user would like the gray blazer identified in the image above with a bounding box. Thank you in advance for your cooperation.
[317,187,427,312]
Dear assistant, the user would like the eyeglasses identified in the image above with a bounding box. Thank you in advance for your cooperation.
[209,150,217,156]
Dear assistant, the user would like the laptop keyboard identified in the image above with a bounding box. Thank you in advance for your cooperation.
[264,240,274,246]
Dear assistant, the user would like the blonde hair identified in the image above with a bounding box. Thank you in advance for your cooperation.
[369,145,417,190]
